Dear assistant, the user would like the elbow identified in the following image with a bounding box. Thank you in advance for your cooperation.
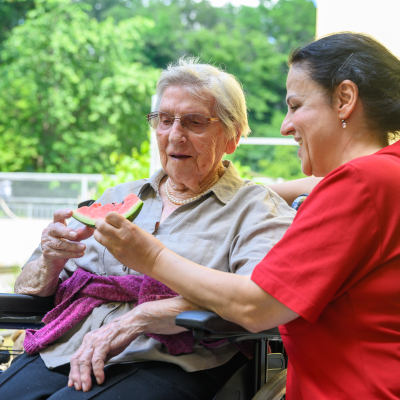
[14,279,57,297]
[241,316,269,334]
[14,277,24,294]
[231,304,271,334]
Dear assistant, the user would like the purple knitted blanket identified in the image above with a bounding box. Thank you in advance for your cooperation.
[23,268,252,358]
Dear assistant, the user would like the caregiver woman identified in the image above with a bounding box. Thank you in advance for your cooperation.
[95,33,400,399]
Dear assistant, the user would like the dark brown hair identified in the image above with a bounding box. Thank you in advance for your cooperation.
[290,32,400,143]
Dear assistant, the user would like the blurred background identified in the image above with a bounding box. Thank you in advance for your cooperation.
[0,0,399,296]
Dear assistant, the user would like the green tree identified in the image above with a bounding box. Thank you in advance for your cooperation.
[0,0,159,173]
[0,0,315,181]
[97,140,150,197]
[258,145,305,180]
[0,0,35,46]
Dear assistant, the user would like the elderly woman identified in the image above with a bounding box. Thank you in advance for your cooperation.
[95,34,400,399]
[0,59,315,400]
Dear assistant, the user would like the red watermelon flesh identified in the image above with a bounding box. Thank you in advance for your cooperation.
[72,193,143,228]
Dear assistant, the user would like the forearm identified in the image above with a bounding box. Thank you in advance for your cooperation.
[150,249,298,333]
[14,257,61,296]
[132,296,206,335]
[269,176,322,206]
[93,213,298,332]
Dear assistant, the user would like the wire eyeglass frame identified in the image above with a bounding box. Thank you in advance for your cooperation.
[147,111,220,133]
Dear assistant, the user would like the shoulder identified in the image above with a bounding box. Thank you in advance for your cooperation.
[317,145,400,196]
[349,144,400,185]
[296,153,392,223]
[230,182,296,218]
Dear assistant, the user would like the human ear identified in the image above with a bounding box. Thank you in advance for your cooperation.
[225,132,241,154]
[335,79,359,120]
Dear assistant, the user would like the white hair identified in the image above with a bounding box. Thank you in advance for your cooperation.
[155,57,251,140]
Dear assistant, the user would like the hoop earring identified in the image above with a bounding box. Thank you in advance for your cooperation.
[341,119,347,129]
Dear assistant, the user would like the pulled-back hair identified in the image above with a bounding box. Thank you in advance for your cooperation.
[155,57,250,140]
[289,32,400,142]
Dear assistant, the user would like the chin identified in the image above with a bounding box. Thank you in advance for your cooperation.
[301,164,313,177]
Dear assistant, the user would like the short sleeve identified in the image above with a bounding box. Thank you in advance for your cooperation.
[230,214,295,276]
[251,164,382,323]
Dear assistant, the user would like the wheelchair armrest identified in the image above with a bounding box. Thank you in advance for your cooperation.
[0,293,55,329]
[175,311,281,342]
[0,293,55,316]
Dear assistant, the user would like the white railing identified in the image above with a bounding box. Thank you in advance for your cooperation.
[0,172,106,219]
[0,172,105,201]
[239,137,296,145]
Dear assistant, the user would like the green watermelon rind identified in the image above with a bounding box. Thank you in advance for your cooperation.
[72,199,143,229]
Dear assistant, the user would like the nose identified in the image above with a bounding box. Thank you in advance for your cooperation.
[280,112,295,137]
[168,118,187,144]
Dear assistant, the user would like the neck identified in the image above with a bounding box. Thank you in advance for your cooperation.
[166,163,226,203]
[326,134,385,176]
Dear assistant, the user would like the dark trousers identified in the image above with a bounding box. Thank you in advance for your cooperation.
[0,351,247,400]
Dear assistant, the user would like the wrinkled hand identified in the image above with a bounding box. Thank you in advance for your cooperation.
[94,212,165,275]
[68,310,144,392]
[41,209,94,273]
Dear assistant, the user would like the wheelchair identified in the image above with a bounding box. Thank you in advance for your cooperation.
[0,294,286,400]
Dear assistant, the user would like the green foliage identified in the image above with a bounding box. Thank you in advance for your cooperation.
[223,157,253,181]
[0,0,35,46]
[258,145,306,180]
[96,140,150,197]
[0,0,159,173]
[226,144,305,181]
[0,0,316,181]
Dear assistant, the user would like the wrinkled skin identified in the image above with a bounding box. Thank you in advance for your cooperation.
[15,209,93,296]
[156,86,238,195]
[68,296,195,392]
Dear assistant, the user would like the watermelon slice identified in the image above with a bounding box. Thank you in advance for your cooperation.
[72,193,143,228]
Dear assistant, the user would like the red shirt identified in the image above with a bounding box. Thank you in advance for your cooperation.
[252,141,400,400]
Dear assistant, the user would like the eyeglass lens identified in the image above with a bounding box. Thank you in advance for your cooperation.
[150,112,209,133]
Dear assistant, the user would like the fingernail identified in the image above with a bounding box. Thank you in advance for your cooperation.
[69,231,78,238]
[78,244,85,249]
[68,380,72,387]
[74,383,79,391]
[96,377,101,385]
[82,383,87,392]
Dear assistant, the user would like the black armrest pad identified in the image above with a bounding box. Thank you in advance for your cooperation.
[175,310,280,336]
[0,293,55,315]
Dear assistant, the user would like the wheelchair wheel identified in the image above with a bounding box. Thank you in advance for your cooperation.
[252,369,286,400]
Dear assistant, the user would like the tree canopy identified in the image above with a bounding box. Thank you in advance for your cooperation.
[0,0,316,179]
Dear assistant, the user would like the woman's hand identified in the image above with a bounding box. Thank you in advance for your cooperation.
[68,310,143,392]
[15,209,94,296]
[67,298,191,392]
[41,208,93,273]
[94,212,165,274]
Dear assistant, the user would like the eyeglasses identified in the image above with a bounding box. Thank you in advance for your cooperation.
[147,111,220,133]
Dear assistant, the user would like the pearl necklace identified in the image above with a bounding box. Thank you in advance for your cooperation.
[165,178,207,205]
